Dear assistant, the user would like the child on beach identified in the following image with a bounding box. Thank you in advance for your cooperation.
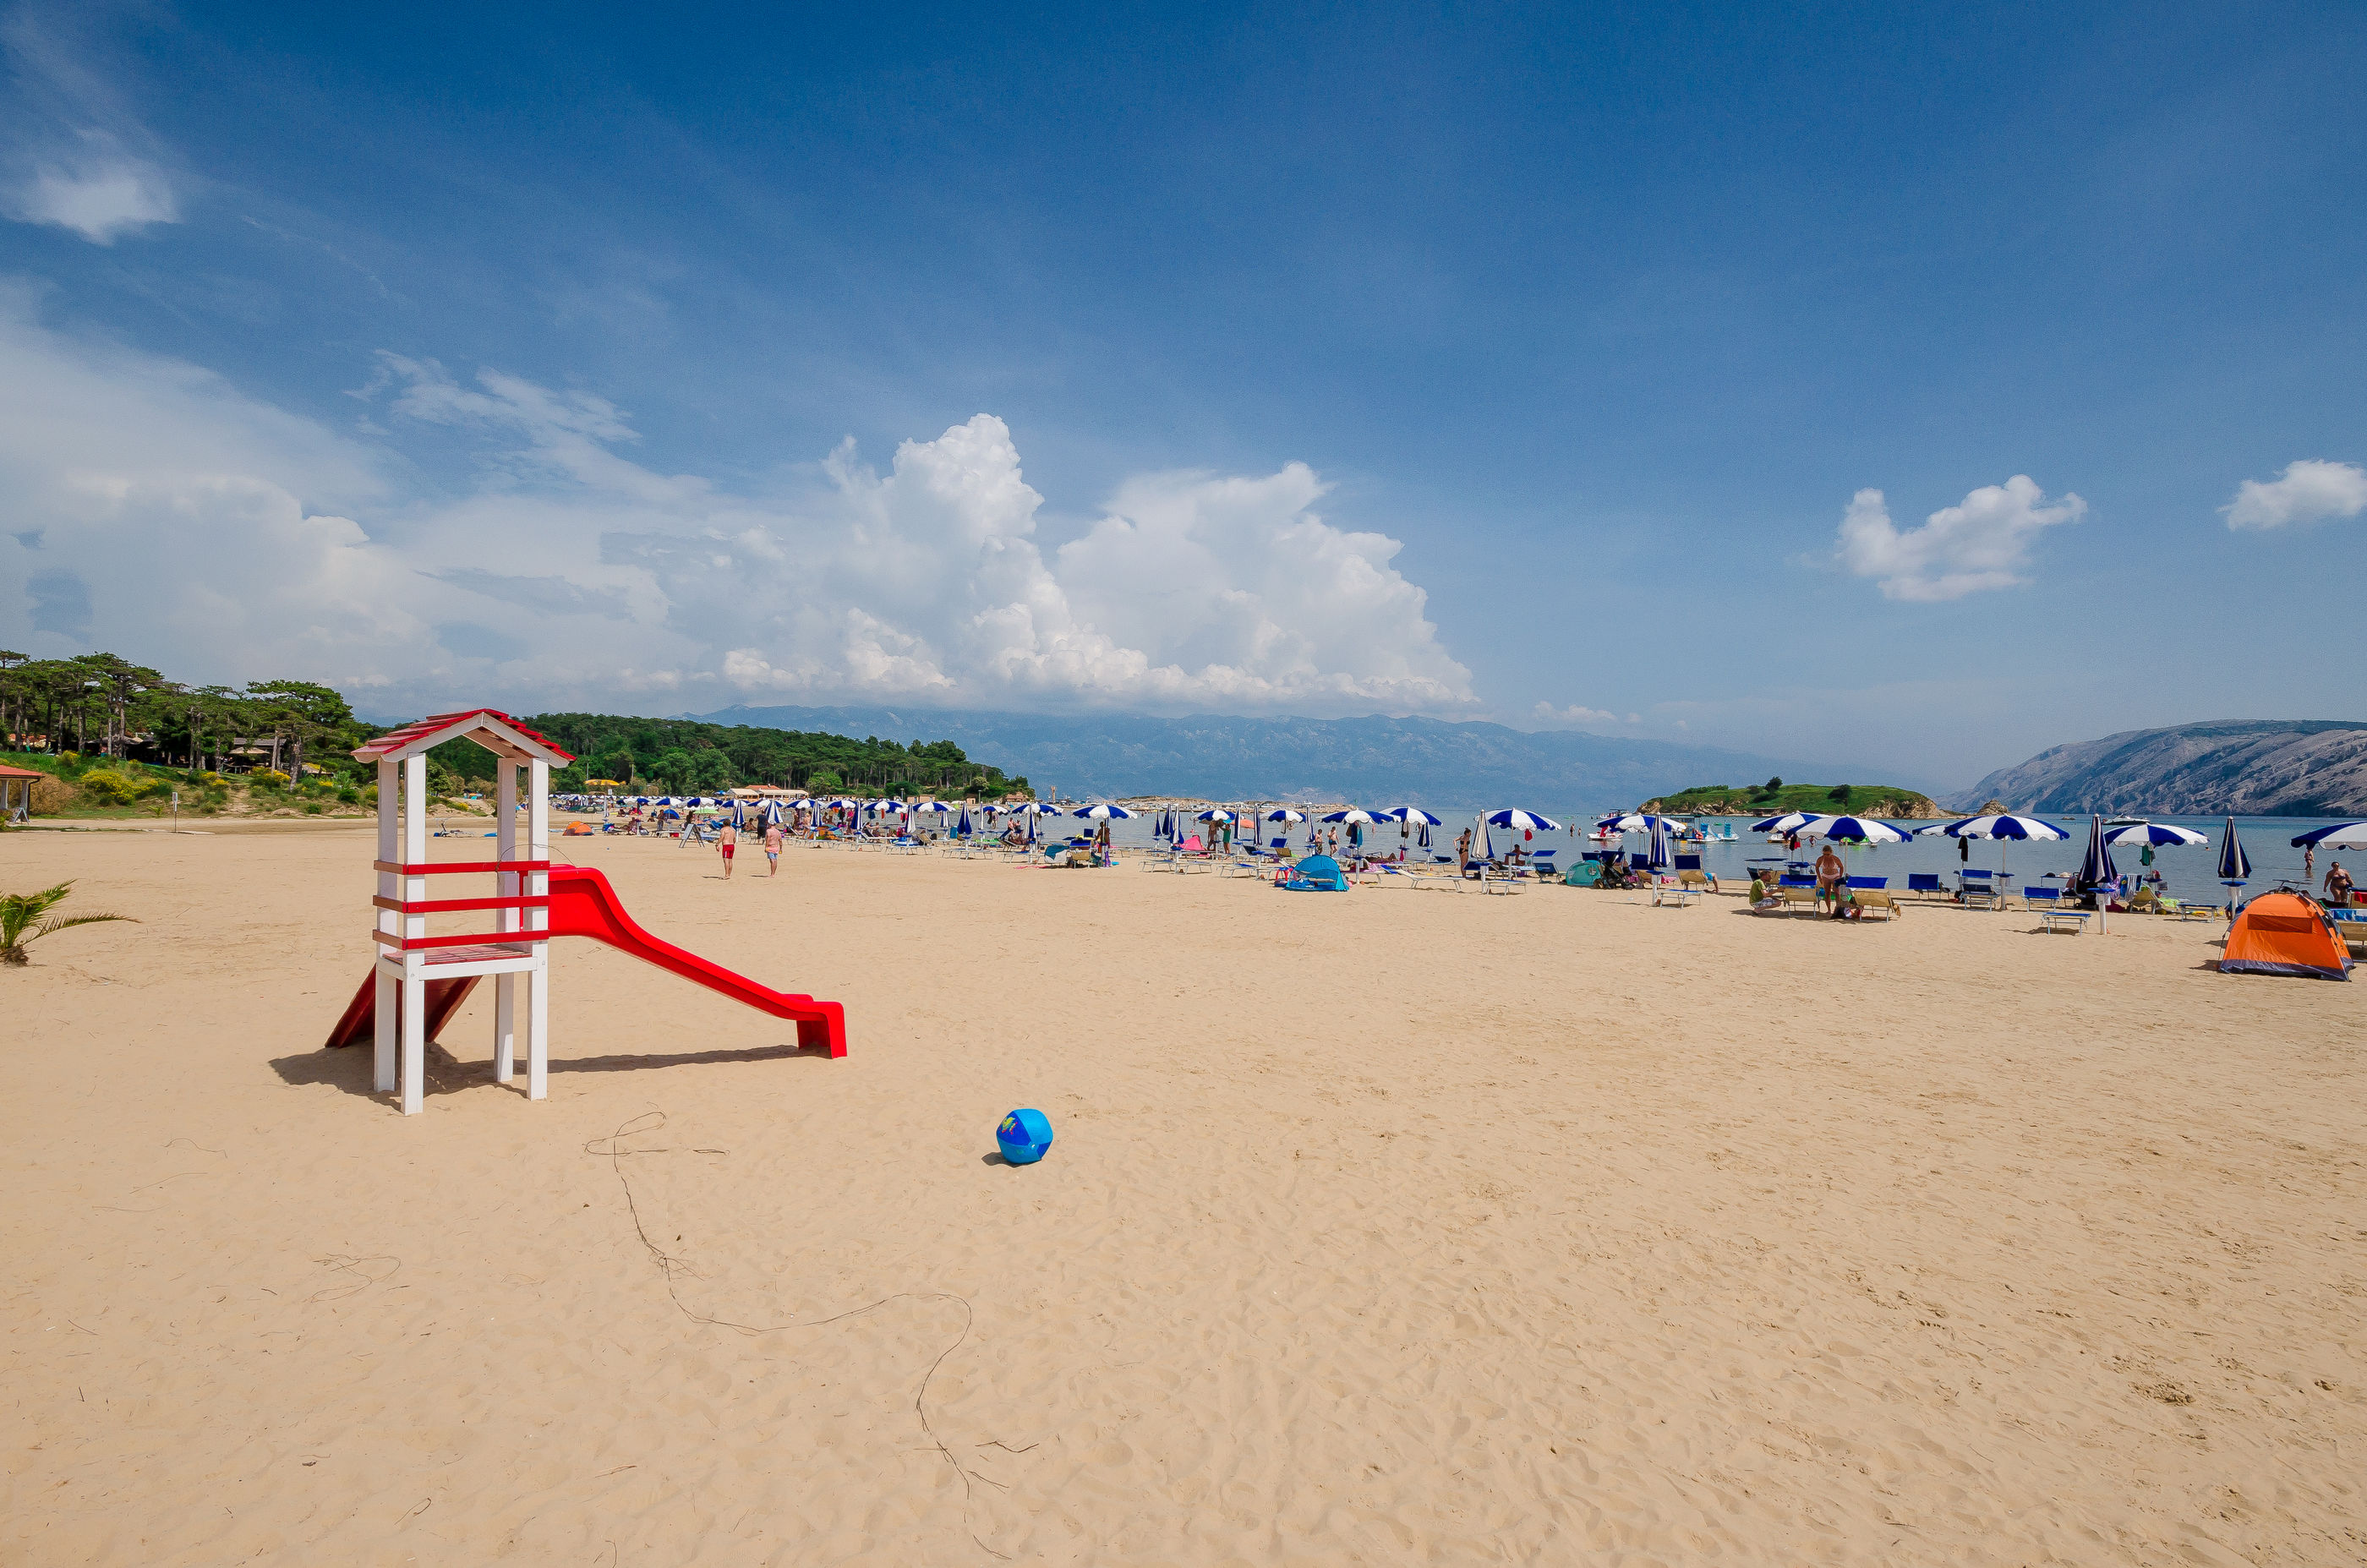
[764,820,784,876]
[718,822,737,879]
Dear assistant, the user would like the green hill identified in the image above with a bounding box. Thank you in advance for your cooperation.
[1642,779,1944,818]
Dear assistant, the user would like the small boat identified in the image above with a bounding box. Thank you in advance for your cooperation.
[2105,816,2149,827]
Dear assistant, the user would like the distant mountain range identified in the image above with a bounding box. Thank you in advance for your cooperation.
[1949,720,2367,816]
[685,703,1926,810]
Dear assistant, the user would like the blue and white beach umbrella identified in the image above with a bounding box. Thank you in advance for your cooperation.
[1473,813,1496,864]
[912,800,951,815]
[1265,807,1307,824]
[1921,813,2069,841]
[1921,811,2068,882]
[2217,817,2251,884]
[1195,808,1234,822]
[2291,821,2367,849]
[728,797,747,830]
[1383,806,1444,827]
[2102,822,2206,847]
[1072,803,1136,820]
[1748,811,1818,834]
[1488,809,1563,832]
[955,806,973,837]
[1647,816,1673,871]
[1604,811,1681,833]
[1321,807,1380,824]
[1800,814,1908,844]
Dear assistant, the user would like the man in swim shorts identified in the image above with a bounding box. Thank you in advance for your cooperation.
[718,821,737,879]
[764,818,784,877]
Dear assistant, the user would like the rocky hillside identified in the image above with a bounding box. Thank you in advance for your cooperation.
[1951,720,2367,816]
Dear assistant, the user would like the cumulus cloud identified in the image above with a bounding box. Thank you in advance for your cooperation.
[2,14,182,244]
[1834,476,2084,601]
[0,292,1474,719]
[2222,459,2367,531]
[1532,702,1637,727]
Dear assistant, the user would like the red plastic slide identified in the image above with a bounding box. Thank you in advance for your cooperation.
[542,866,845,1055]
[325,865,846,1056]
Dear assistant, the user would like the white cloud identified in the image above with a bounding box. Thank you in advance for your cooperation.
[13,150,178,243]
[1834,475,2084,601]
[1532,702,1635,728]
[0,292,1474,719]
[2222,459,2367,531]
[3,17,182,244]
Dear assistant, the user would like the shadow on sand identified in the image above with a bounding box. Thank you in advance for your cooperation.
[271,1038,831,1102]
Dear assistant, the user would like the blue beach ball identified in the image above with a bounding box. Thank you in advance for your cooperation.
[997,1108,1054,1165]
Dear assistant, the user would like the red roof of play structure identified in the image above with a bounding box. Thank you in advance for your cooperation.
[352,708,576,765]
[0,763,44,779]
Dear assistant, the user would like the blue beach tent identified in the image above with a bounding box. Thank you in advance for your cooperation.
[1279,853,1350,892]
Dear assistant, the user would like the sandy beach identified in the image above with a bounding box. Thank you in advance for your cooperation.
[5,828,2363,1565]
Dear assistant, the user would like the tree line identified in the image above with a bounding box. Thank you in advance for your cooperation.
[0,651,366,781]
[507,713,1031,799]
[0,653,1029,800]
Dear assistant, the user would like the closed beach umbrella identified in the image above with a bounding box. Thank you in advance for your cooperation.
[2073,813,2118,897]
[2103,822,2209,847]
[728,797,747,830]
[1647,816,1673,871]
[2291,821,2367,849]
[2217,817,2251,887]
[955,806,973,837]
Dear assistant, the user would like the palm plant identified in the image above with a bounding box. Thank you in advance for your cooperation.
[1,882,134,966]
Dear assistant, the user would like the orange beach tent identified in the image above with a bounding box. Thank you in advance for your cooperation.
[2220,892,2352,981]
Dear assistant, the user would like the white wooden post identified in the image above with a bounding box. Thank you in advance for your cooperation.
[526,757,550,1100]
[401,751,428,1116]
[494,759,518,1084]
[374,757,398,1094]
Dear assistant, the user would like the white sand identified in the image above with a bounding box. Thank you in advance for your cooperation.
[4,828,2362,1565]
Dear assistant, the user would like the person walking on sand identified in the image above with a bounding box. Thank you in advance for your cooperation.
[718,821,737,879]
[763,817,784,877]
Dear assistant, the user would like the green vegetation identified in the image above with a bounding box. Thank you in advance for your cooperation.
[1644,780,1943,818]
[1,882,134,966]
[0,649,1027,815]
[497,713,1030,798]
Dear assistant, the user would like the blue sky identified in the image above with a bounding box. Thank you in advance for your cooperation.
[2,3,2361,784]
